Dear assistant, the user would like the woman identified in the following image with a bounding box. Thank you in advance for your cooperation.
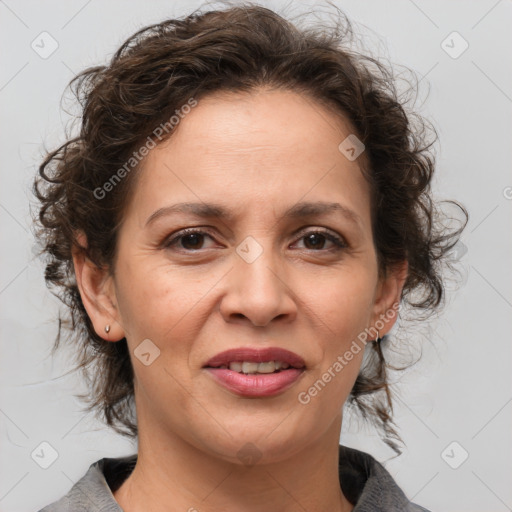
[34,3,467,511]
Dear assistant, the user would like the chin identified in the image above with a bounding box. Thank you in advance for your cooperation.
[196,424,315,466]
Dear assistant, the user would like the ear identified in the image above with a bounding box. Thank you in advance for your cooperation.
[71,231,125,342]
[371,260,408,336]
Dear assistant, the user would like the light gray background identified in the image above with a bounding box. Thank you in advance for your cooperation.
[1,1,511,511]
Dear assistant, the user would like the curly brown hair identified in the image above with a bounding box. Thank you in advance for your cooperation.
[33,2,467,455]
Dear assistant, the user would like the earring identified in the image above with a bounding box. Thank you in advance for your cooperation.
[373,329,381,345]
[105,325,111,334]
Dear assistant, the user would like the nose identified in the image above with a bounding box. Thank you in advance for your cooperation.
[218,237,297,327]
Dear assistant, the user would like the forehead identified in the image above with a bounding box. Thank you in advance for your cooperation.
[163,88,356,161]
[127,88,372,228]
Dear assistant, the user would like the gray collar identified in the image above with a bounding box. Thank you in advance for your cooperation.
[39,445,430,511]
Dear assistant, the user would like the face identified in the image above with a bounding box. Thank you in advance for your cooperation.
[77,88,406,464]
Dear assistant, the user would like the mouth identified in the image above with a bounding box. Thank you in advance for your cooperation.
[203,347,306,397]
[207,360,298,374]
[203,346,306,372]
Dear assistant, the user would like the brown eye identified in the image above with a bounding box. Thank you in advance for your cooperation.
[303,233,329,250]
[179,233,206,250]
[295,230,347,251]
[163,228,347,253]
[164,229,215,251]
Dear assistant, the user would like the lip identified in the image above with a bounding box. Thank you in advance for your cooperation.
[203,347,306,398]
[203,347,306,368]
[205,367,304,397]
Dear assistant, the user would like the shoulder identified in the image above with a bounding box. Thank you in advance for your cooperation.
[338,445,432,512]
[38,455,137,512]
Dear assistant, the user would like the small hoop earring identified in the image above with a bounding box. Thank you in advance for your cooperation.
[373,329,381,344]
[105,325,111,334]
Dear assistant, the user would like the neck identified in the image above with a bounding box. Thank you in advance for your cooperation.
[114,415,353,512]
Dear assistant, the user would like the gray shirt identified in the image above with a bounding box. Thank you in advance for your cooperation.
[38,445,431,511]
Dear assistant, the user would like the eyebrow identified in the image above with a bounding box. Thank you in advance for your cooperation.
[145,201,362,228]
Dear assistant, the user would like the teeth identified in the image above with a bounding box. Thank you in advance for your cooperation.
[254,361,275,373]
[227,361,290,374]
[229,362,243,372]
[242,362,260,374]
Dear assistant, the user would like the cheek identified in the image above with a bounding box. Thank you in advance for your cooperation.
[312,270,375,333]
[329,294,373,343]
[312,272,375,384]
[115,259,213,389]
[115,255,199,334]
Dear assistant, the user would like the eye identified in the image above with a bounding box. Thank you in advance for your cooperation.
[163,228,216,251]
[292,229,347,251]
[163,227,347,253]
